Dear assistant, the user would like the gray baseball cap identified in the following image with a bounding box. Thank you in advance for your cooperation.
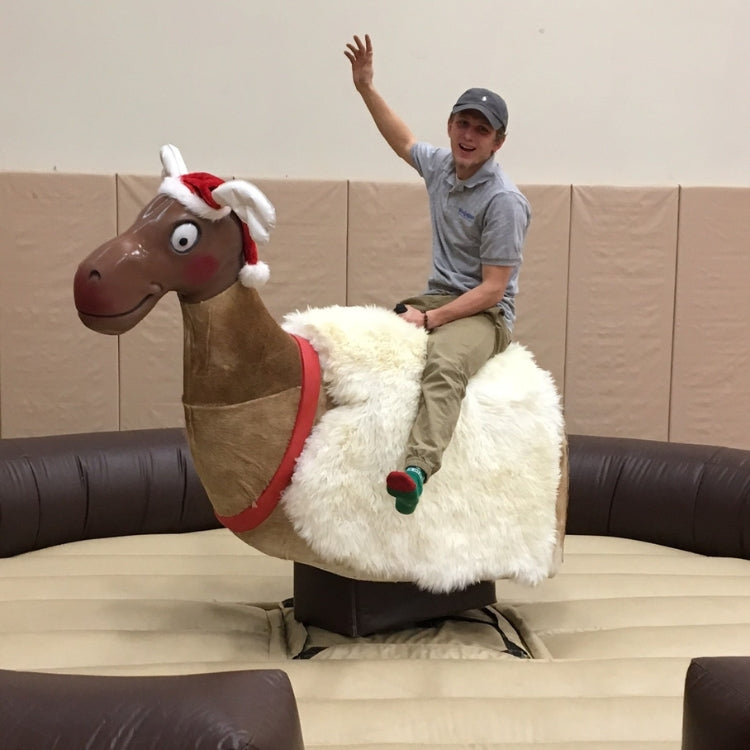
[451,88,508,131]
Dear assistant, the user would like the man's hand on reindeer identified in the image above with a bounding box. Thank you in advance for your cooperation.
[392,303,423,328]
[402,304,426,329]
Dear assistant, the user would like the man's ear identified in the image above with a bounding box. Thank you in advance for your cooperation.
[492,133,507,153]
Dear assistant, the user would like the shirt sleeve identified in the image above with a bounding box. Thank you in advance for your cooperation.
[410,142,449,184]
[479,192,531,267]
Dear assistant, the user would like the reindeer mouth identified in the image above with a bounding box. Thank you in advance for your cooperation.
[75,287,164,335]
[77,293,156,319]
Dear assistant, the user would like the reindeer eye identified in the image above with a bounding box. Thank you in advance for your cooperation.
[170,222,200,253]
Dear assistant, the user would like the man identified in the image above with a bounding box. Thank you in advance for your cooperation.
[344,34,531,514]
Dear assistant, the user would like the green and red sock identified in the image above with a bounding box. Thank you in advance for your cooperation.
[386,466,426,515]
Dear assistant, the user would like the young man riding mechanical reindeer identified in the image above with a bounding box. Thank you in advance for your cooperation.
[345,34,531,513]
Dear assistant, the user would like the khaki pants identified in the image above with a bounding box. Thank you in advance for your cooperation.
[398,294,511,479]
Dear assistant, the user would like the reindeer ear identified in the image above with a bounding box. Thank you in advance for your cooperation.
[212,180,276,245]
[160,144,188,178]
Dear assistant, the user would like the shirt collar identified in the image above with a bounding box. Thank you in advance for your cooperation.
[445,157,497,191]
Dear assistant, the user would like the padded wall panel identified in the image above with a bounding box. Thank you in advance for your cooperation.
[251,180,348,320]
[671,188,750,449]
[513,185,571,392]
[347,181,431,308]
[565,187,678,440]
[116,175,184,430]
[0,174,118,437]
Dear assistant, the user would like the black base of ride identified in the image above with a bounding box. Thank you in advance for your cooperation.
[292,562,497,637]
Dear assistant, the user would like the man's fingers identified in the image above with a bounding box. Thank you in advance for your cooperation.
[348,34,371,56]
[345,35,371,72]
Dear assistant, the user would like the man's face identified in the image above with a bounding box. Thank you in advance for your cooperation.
[447,110,505,180]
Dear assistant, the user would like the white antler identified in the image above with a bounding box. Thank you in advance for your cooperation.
[160,144,188,178]
[212,180,276,245]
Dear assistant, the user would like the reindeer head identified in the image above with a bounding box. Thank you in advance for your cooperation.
[73,145,276,335]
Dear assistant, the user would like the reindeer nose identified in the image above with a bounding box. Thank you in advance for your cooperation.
[73,263,107,313]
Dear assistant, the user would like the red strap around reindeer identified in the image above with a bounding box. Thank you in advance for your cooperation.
[215,334,321,533]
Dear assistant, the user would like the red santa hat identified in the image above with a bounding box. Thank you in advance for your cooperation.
[158,144,275,288]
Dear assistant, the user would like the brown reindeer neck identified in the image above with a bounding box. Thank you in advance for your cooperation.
[180,281,301,406]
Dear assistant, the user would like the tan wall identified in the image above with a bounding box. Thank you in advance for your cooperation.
[1,174,748,450]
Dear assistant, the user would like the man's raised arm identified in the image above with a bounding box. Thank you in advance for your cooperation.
[344,34,417,166]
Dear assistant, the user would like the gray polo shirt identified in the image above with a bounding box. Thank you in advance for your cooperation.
[411,142,530,330]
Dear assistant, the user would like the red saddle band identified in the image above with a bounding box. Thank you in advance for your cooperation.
[215,334,321,532]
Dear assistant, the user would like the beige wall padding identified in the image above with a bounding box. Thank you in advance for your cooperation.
[671,187,750,447]
[0,174,119,437]
[347,182,431,308]
[565,186,679,441]
[513,185,571,392]
[251,179,348,322]
[1,174,749,451]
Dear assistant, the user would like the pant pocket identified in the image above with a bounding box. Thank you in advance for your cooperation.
[491,309,511,355]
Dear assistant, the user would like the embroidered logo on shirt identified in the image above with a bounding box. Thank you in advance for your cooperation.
[458,208,475,221]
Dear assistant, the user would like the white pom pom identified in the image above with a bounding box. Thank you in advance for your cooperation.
[239,261,270,288]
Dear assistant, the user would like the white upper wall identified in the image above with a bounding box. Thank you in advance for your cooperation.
[1,0,747,185]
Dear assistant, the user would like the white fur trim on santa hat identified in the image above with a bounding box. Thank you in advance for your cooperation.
[158,176,231,221]
[239,260,270,288]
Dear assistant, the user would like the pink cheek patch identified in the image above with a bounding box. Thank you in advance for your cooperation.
[183,255,220,286]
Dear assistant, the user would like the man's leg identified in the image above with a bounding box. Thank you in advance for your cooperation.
[406,312,499,478]
[387,301,510,513]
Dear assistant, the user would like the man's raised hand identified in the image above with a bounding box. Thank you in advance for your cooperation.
[344,34,374,92]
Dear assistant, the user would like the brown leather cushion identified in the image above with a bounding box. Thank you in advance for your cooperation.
[4,429,750,562]
[0,428,218,557]
[567,434,750,559]
[682,657,750,750]
[0,668,304,750]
